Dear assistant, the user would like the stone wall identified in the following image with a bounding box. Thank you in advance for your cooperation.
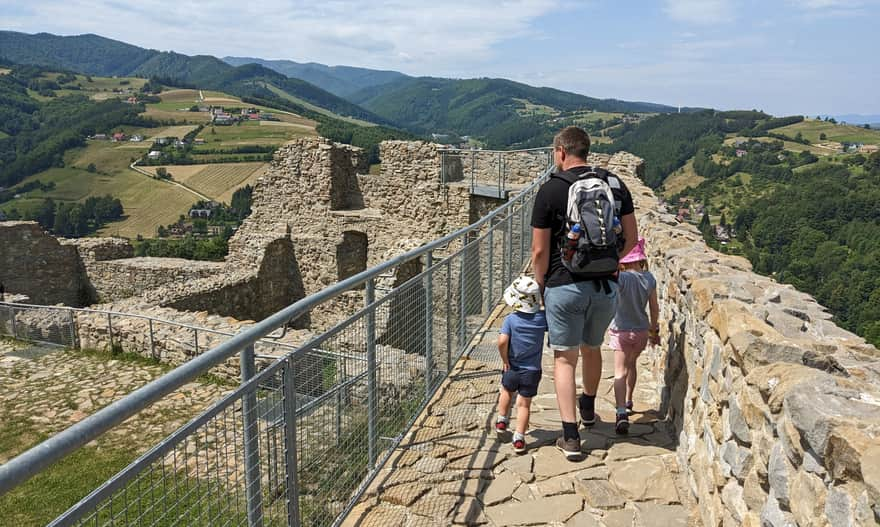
[618,168,880,527]
[82,257,225,302]
[0,222,95,306]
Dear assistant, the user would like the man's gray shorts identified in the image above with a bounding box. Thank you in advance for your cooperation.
[544,280,619,349]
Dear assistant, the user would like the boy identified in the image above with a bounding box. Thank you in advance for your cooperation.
[495,276,548,453]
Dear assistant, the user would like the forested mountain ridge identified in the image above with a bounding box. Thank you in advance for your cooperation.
[0,31,390,127]
[347,76,679,144]
[0,31,155,76]
[222,56,409,97]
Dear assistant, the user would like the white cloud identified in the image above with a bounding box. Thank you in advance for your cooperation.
[663,0,736,24]
[2,0,560,74]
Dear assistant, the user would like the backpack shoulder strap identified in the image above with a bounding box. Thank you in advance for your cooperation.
[550,170,579,186]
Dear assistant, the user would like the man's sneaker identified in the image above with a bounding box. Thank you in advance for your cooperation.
[578,394,596,425]
[555,436,582,460]
[512,436,527,454]
[495,420,508,436]
[615,412,630,435]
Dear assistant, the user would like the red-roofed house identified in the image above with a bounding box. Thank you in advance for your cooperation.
[112,133,126,142]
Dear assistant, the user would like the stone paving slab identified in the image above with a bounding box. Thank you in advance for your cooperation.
[342,307,697,526]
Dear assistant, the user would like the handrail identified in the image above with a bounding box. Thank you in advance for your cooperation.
[437,146,552,153]
[0,162,553,496]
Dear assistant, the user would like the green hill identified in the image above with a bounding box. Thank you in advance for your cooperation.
[347,76,677,147]
[0,31,156,76]
[0,31,389,127]
[223,56,409,97]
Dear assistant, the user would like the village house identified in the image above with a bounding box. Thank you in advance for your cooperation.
[147,151,162,160]
[129,135,144,142]
[112,133,126,142]
[735,149,748,158]
[193,138,206,145]
[858,144,879,154]
[189,208,212,218]
[91,133,107,140]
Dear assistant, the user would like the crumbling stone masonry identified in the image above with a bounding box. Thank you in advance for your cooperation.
[0,222,95,306]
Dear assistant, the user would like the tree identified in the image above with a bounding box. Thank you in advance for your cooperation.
[864,124,871,129]
[719,212,728,227]
[32,198,55,229]
[86,163,97,173]
[699,211,711,235]
[819,133,827,140]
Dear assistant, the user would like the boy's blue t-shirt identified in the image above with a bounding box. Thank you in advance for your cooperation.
[500,311,548,371]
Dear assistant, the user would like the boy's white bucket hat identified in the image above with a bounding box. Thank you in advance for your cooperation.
[503,276,541,313]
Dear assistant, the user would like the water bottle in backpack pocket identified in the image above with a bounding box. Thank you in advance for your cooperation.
[555,168,622,277]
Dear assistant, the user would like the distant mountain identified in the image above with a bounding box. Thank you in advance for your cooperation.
[0,31,389,126]
[346,76,677,145]
[223,56,409,97]
[0,30,685,147]
[0,31,156,76]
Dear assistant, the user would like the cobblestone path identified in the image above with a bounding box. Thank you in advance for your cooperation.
[342,310,696,526]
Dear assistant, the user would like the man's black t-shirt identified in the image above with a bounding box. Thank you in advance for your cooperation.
[530,165,635,287]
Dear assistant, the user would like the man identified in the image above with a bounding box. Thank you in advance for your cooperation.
[531,126,638,459]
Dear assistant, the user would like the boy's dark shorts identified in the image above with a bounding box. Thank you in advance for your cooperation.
[501,368,542,398]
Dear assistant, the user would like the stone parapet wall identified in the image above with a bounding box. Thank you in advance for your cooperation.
[84,257,225,302]
[619,169,880,527]
[62,236,133,261]
[0,222,95,306]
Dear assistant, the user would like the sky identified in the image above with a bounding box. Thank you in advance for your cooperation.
[2,0,879,116]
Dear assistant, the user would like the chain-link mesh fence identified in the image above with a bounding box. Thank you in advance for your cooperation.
[4,161,549,527]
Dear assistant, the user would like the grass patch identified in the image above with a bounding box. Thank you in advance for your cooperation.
[196,120,311,148]
[265,84,375,127]
[776,119,880,145]
[661,159,705,197]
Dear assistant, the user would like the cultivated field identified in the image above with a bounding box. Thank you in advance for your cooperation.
[723,136,836,156]
[775,119,880,145]
[0,141,196,238]
[153,124,201,139]
[142,162,268,202]
[196,120,314,149]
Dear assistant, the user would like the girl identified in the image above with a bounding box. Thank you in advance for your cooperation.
[609,237,660,434]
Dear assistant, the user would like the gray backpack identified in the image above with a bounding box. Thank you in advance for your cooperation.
[553,168,623,278]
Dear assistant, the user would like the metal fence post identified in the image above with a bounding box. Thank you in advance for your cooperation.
[193,328,199,356]
[506,212,514,284]
[10,307,17,340]
[445,259,452,372]
[107,313,114,350]
[282,357,301,527]
[486,223,494,315]
[68,310,79,349]
[470,151,476,193]
[240,344,264,527]
[148,319,156,360]
[520,202,527,269]
[365,278,377,469]
[459,246,466,348]
[424,251,434,399]
[497,152,502,195]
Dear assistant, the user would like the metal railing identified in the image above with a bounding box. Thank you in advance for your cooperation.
[0,160,551,526]
[0,301,301,363]
[439,147,552,198]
